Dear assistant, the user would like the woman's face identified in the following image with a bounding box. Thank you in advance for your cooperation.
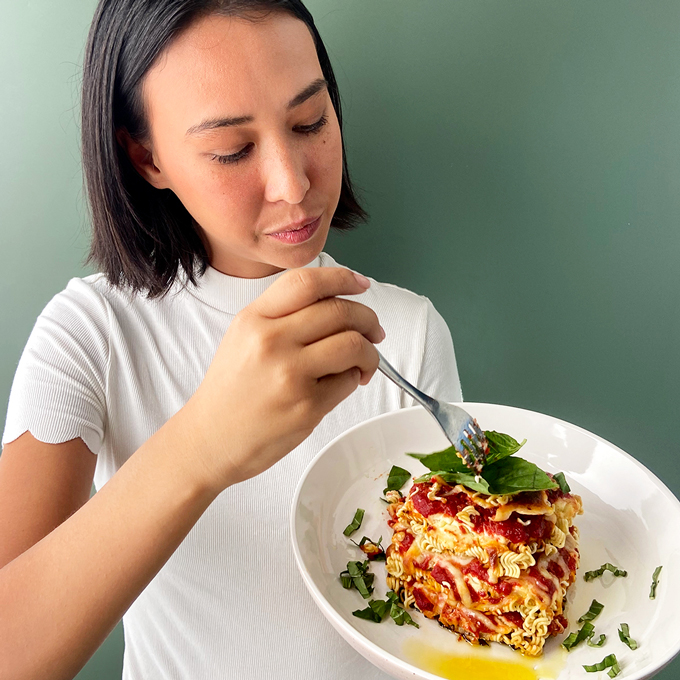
[127,11,343,278]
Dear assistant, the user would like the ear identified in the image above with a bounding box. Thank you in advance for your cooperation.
[116,128,171,190]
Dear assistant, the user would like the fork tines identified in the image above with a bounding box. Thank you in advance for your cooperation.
[459,419,488,474]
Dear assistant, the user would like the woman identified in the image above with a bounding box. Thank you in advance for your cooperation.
[0,1,462,678]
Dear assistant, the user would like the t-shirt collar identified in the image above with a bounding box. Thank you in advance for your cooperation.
[185,253,328,315]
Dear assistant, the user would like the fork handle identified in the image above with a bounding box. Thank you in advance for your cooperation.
[376,350,437,411]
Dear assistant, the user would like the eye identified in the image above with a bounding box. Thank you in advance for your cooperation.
[210,114,329,165]
[294,113,328,135]
[211,143,254,165]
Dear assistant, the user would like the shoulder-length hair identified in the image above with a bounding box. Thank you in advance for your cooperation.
[82,0,366,297]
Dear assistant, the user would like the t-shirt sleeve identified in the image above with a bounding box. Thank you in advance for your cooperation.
[1,278,109,455]
[416,298,463,403]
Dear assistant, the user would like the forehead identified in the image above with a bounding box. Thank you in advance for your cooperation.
[142,12,322,127]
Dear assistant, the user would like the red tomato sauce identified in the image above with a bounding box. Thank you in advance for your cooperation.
[412,586,435,612]
[409,482,553,544]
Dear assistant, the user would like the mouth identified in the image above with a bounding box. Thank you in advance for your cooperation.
[266,214,323,236]
[265,214,323,244]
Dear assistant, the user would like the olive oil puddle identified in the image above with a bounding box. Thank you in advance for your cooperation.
[404,639,567,680]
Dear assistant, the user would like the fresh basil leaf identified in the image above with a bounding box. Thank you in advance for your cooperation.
[389,602,419,628]
[562,622,595,651]
[482,456,558,495]
[578,599,604,623]
[353,575,373,599]
[386,590,400,604]
[583,654,620,677]
[439,471,491,494]
[383,465,411,494]
[650,565,662,599]
[608,661,622,679]
[553,471,571,493]
[587,633,606,647]
[413,471,438,483]
[618,623,638,650]
[412,470,491,494]
[407,447,469,473]
[352,604,382,623]
[346,560,369,577]
[346,560,374,598]
[485,431,526,464]
[369,598,391,620]
[340,571,353,589]
[343,508,365,536]
[583,563,627,582]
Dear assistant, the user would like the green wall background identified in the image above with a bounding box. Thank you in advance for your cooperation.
[1,1,678,678]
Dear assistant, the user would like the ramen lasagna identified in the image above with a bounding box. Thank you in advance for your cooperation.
[385,476,583,655]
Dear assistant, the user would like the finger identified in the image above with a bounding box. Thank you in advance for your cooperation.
[301,331,380,385]
[250,267,371,319]
[285,297,384,346]
[314,367,363,413]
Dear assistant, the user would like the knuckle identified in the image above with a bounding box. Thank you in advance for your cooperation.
[345,330,366,354]
[329,297,351,326]
[289,267,315,293]
[292,393,315,421]
[273,361,295,390]
[252,325,278,359]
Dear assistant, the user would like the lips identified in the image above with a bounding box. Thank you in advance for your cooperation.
[266,215,322,244]
[266,214,322,235]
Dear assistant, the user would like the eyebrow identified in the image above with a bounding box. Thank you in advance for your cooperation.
[186,78,329,136]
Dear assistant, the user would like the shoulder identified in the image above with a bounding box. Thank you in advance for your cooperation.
[41,273,116,320]
[319,252,434,318]
[40,272,169,329]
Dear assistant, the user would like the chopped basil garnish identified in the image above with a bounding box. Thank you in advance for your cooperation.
[650,565,662,599]
[583,653,621,678]
[587,633,606,647]
[562,622,595,651]
[353,591,418,628]
[383,465,411,495]
[343,508,365,537]
[553,471,571,493]
[390,602,419,627]
[584,563,627,582]
[618,623,638,650]
[340,560,375,599]
[352,598,390,623]
[578,599,604,623]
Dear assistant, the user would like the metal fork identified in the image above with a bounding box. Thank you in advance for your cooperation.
[376,350,488,473]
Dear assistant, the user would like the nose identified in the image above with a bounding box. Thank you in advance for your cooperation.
[262,138,310,205]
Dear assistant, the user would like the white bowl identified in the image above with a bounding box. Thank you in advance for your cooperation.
[290,403,680,680]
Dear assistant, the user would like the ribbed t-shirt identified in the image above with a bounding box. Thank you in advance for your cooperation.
[2,251,462,680]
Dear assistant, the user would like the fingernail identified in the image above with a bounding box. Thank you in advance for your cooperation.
[353,271,371,288]
[380,325,386,341]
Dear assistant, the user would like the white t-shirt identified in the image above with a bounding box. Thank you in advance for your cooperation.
[2,251,462,680]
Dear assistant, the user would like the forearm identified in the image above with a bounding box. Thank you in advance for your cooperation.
[0,410,219,680]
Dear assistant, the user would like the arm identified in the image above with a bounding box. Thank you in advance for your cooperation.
[0,435,95,569]
[0,267,383,680]
[0,424,216,680]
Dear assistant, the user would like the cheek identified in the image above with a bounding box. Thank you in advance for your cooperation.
[311,125,344,199]
[175,157,263,223]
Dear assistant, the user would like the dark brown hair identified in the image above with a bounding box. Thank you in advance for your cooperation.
[82,0,366,297]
